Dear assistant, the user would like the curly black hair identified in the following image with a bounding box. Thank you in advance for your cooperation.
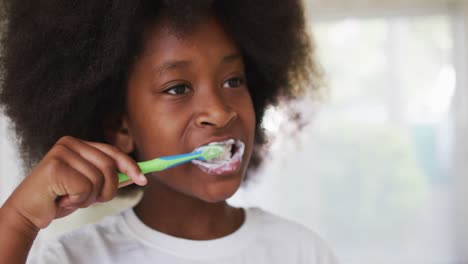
[0,0,319,178]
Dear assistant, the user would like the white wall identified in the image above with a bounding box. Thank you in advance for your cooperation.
[307,0,459,11]
[306,0,460,20]
[453,1,468,260]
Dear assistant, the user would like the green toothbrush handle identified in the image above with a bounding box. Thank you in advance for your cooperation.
[117,158,173,183]
[118,172,131,183]
[118,152,202,183]
[117,172,130,183]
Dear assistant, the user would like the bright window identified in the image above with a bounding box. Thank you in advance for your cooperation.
[231,13,461,263]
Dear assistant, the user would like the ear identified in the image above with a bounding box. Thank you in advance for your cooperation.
[105,116,135,154]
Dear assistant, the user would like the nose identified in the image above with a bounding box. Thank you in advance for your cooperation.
[194,93,238,129]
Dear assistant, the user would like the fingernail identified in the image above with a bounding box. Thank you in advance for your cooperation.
[138,173,147,184]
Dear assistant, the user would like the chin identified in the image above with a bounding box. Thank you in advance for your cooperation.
[196,177,243,203]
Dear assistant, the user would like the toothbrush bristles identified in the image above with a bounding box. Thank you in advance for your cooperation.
[201,144,230,162]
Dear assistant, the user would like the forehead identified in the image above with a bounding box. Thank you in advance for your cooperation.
[140,15,241,61]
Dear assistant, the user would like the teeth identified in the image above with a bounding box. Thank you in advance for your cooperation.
[207,139,234,163]
[208,139,235,146]
[192,139,245,170]
[193,139,234,163]
[210,144,231,163]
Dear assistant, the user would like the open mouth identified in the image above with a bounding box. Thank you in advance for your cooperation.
[192,139,245,175]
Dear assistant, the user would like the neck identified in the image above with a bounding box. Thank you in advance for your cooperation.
[133,180,244,240]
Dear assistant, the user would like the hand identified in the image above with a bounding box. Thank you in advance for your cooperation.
[2,136,147,230]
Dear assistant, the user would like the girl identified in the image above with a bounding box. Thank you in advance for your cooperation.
[0,0,337,263]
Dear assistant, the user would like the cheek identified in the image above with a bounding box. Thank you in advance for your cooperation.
[233,89,256,129]
[130,106,190,160]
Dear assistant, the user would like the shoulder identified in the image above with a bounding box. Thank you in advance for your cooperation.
[247,207,322,242]
[246,207,339,263]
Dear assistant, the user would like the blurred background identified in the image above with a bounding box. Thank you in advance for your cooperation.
[1,0,468,263]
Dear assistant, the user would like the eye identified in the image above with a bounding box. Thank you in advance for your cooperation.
[223,76,246,88]
[164,84,191,95]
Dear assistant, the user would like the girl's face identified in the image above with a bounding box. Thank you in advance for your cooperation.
[123,15,255,202]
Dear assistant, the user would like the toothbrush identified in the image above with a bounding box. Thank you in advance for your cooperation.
[118,144,226,184]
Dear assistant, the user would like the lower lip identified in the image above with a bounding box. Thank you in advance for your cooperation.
[192,153,242,175]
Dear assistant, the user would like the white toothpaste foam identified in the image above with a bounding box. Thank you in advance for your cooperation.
[192,139,245,174]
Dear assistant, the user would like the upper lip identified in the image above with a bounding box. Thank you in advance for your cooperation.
[195,135,239,149]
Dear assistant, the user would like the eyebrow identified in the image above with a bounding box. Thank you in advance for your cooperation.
[220,53,242,65]
[155,60,191,76]
[154,53,243,76]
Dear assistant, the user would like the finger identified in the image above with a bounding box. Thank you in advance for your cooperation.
[49,161,93,208]
[57,138,120,202]
[118,179,134,188]
[54,144,105,205]
[83,140,147,186]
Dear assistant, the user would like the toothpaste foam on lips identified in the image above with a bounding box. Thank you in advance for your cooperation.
[192,139,245,175]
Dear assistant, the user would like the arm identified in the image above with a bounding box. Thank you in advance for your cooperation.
[0,203,39,264]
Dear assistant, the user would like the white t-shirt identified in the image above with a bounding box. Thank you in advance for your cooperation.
[28,207,338,263]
